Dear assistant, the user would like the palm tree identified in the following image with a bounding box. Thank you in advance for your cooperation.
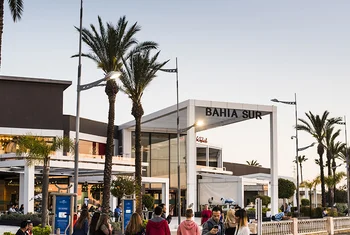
[16,135,74,227]
[119,49,168,214]
[329,141,345,204]
[246,160,260,166]
[293,155,308,183]
[0,0,23,67]
[74,16,157,213]
[325,172,346,207]
[301,180,315,216]
[296,111,341,207]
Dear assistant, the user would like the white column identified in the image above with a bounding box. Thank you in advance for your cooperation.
[293,192,297,207]
[122,129,132,158]
[217,148,223,168]
[161,179,169,216]
[69,177,74,193]
[237,178,244,207]
[270,108,278,215]
[24,164,35,214]
[110,194,117,211]
[19,173,24,207]
[206,145,209,167]
[186,101,197,211]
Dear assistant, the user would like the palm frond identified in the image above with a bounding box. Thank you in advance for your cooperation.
[8,0,23,22]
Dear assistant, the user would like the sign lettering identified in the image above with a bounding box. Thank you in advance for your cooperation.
[205,108,262,119]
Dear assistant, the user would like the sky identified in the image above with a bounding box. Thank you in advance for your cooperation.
[4,1,350,184]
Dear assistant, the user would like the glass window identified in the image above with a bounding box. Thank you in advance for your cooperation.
[150,133,169,188]
[170,135,187,189]
[131,132,151,178]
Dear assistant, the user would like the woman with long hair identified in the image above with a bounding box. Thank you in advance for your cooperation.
[73,209,90,235]
[234,209,250,235]
[89,212,101,235]
[125,213,145,235]
[224,209,236,235]
[95,213,112,235]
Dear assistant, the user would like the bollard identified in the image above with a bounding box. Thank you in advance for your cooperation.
[56,228,60,235]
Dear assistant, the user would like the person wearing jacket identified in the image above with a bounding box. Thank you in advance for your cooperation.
[159,203,172,224]
[146,206,170,235]
[177,208,200,235]
[202,206,225,235]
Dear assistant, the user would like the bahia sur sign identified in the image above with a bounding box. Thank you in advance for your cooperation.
[205,107,262,119]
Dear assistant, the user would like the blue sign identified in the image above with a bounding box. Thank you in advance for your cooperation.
[55,195,71,235]
[123,199,134,230]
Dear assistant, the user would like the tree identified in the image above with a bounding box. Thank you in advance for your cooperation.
[0,0,23,67]
[255,195,271,207]
[278,178,296,199]
[328,141,345,205]
[301,180,315,216]
[16,135,74,227]
[246,160,260,166]
[111,176,136,199]
[325,172,346,207]
[75,16,157,213]
[296,111,341,207]
[119,49,168,214]
[293,155,308,183]
[142,194,155,211]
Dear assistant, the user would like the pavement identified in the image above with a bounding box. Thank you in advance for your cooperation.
[0,225,18,234]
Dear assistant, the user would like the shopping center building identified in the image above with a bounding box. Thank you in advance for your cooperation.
[0,75,279,215]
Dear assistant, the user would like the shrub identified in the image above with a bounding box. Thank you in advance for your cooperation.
[301,199,310,206]
[3,232,15,235]
[335,203,347,214]
[328,208,338,217]
[142,194,154,211]
[32,225,51,235]
[300,206,311,217]
[255,195,271,207]
[312,207,323,218]
[0,213,41,226]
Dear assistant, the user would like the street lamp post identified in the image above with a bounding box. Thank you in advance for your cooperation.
[338,116,350,216]
[74,0,83,213]
[271,93,300,215]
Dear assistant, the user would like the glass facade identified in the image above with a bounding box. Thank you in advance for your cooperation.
[131,132,187,189]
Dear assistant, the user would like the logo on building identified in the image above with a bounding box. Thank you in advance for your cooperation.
[205,108,262,119]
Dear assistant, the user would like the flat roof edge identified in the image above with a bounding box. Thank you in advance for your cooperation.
[0,75,72,87]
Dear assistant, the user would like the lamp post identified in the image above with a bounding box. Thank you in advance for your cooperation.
[271,93,300,215]
[74,71,120,212]
[338,116,350,216]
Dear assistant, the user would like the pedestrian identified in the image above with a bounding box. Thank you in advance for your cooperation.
[177,208,200,235]
[26,220,33,235]
[202,206,224,235]
[224,209,236,235]
[159,203,172,224]
[114,205,121,222]
[125,213,145,235]
[73,209,90,235]
[146,206,170,235]
[89,212,100,235]
[16,221,28,235]
[95,213,112,235]
[234,209,250,235]
[201,204,212,225]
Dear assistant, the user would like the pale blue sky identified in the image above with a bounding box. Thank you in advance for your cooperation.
[5,1,350,183]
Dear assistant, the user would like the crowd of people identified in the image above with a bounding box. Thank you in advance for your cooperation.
[200,205,251,235]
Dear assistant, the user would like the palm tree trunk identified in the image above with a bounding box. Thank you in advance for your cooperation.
[319,154,327,207]
[132,102,144,215]
[327,151,332,206]
[332,161,337,207]
[0,0,4,67]
[300,163,303,183]
[102,80,118,213]
[41,157,50,227]
[309,191,312,217]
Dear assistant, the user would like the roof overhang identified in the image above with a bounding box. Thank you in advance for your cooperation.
[119,99,276,132]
